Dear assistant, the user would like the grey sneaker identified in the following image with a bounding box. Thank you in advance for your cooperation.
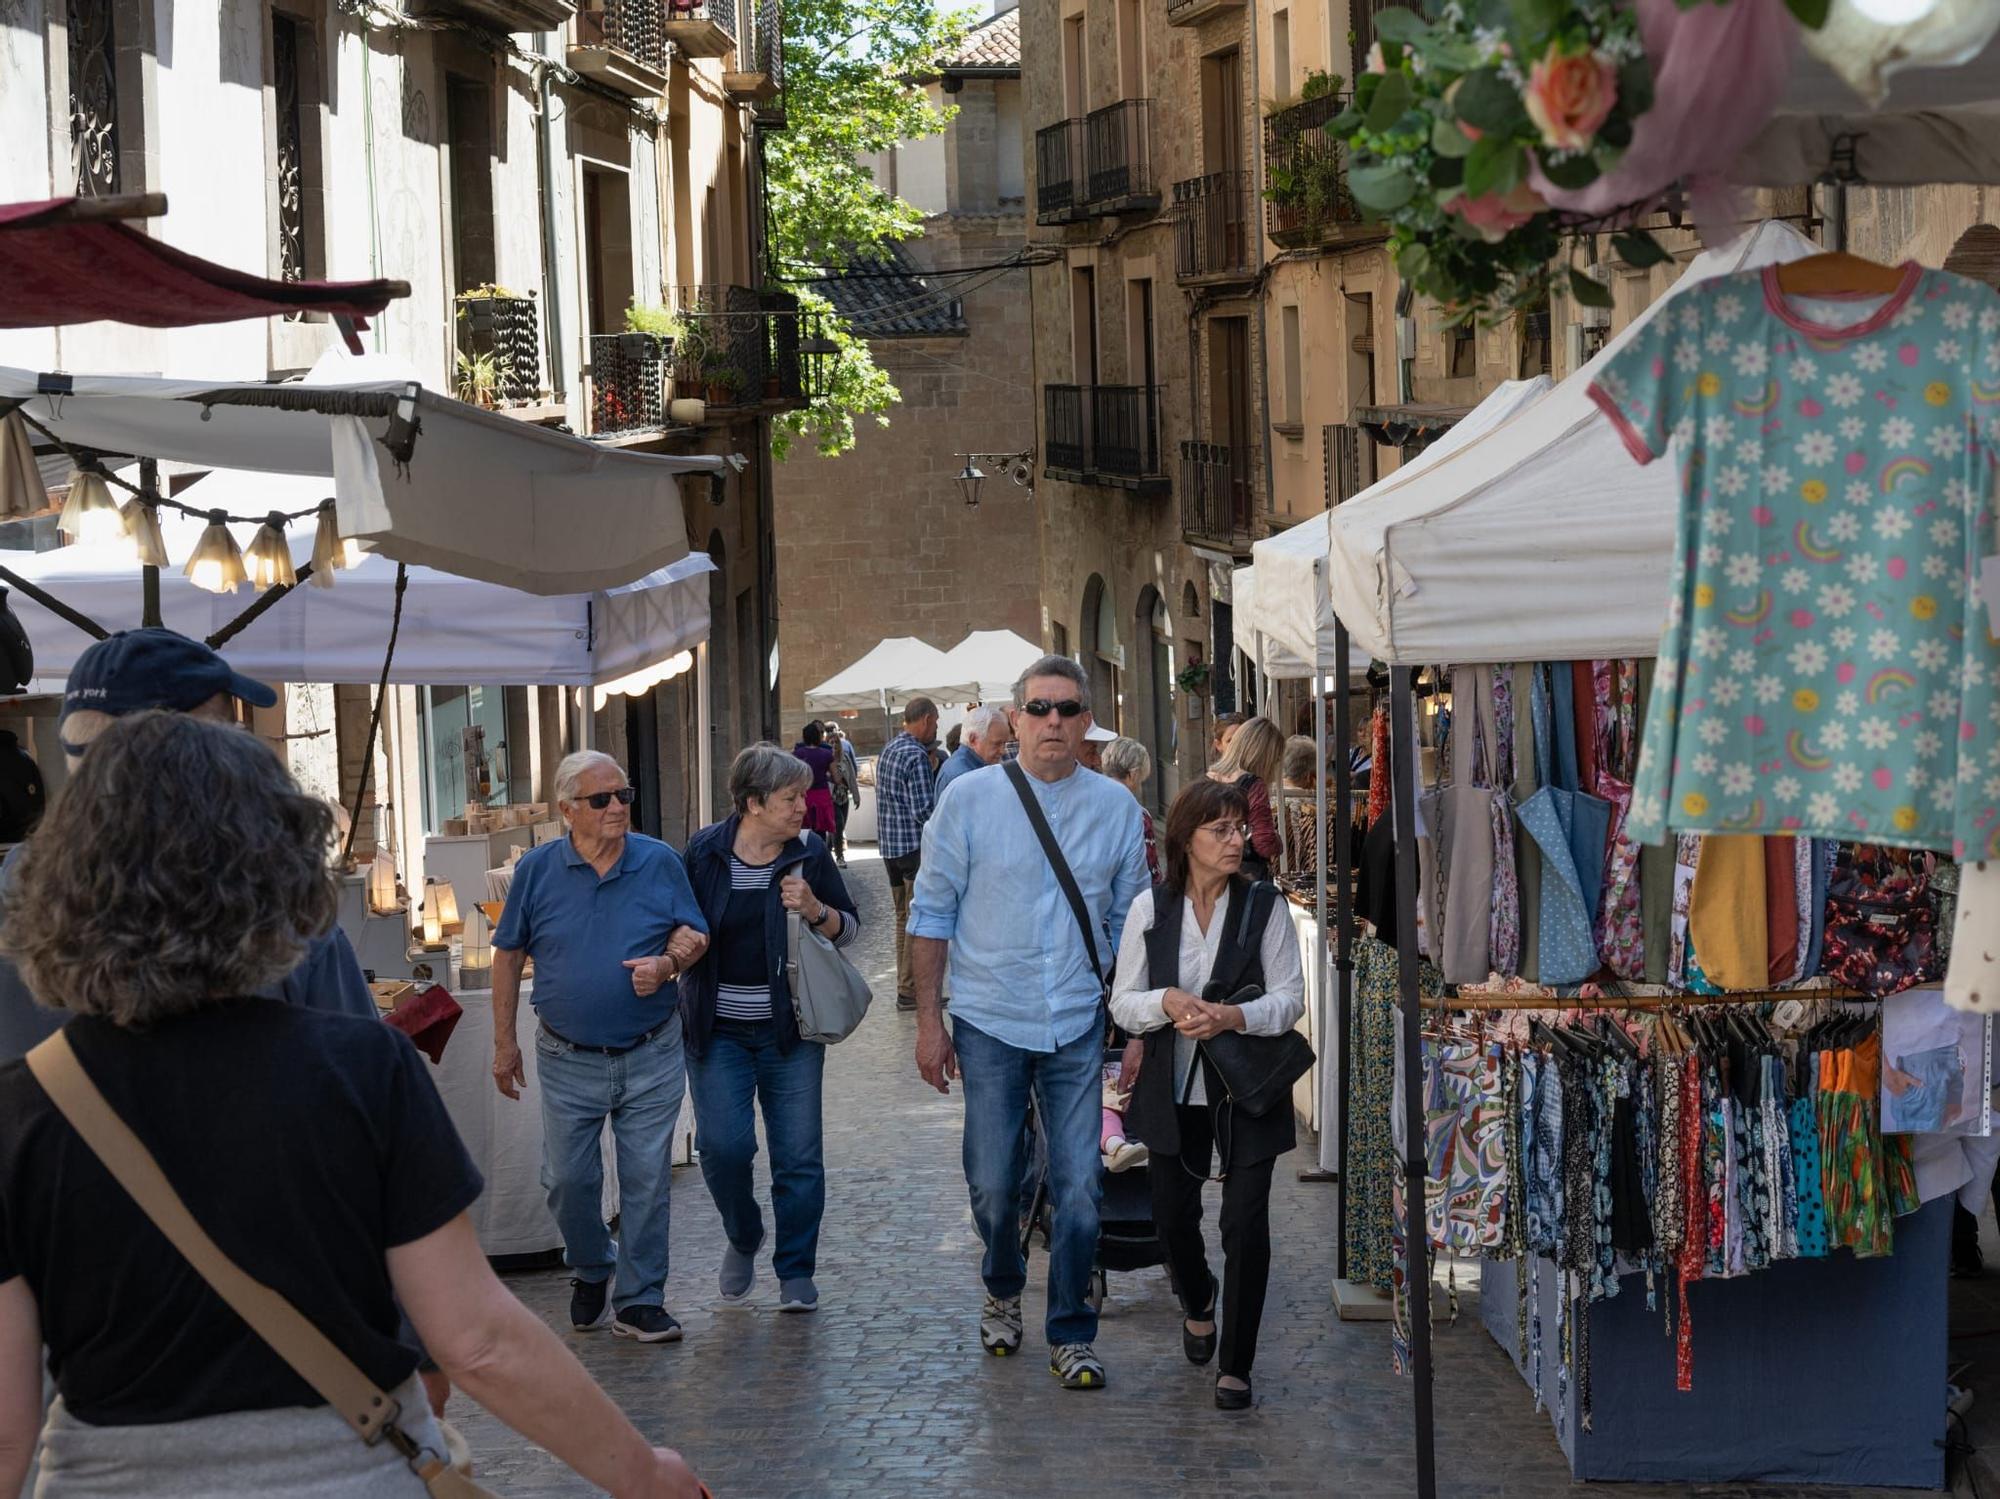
[778,1277,819,1313]
[720,1234,762,1305]
[1050,1342,1106,1390]
[979,1293,1023,1356]
[610,1305,684,1344]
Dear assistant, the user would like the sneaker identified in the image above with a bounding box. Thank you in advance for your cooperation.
[611,1305,684,1344]
[720,1235,762,1305]
[1050,1341,1106,1390]
[569,1277,612,1331]
[1104,1141,1150,1173]
[895,994,918,1012]
[979,1293,1023,1356]
[778,1277,819,1313]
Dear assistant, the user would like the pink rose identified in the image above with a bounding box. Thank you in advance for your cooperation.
[1441,181,1545,243]
[1523,44,1618,152]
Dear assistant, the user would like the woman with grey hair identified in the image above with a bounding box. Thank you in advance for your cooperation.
[0,713,701,1498]
[1100,735,1159,880]
[679,741,860,1314]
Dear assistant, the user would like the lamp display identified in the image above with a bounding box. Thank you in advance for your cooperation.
[459,901,492,978]
[119,499,168,567]
[309,500,363,588]
[58,466,125,545]
[368,847,400,914]
[434,878,460,930]
[420,878,445,946]
[245,513,298,588]
[184,511,248,594]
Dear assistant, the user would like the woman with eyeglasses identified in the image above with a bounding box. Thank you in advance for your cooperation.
[678,743,860,1315]
[1205,716,1285,882]
[1108,778,1305,1412]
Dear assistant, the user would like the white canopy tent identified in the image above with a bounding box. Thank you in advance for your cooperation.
[2,470,715,695]
[1248,376,1554,673]
[0,354,728,596]
[904,628,1043,705]
[802,636,956,712]
[1324,219,1819,666]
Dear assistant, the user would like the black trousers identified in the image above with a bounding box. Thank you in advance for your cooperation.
[1149,1101,1276,1381]
[831,797,850,856]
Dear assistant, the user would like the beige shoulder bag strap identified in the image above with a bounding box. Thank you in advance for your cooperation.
[25,1031,494,1498]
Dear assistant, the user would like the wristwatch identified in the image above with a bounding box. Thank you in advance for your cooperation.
[809,906,832,929]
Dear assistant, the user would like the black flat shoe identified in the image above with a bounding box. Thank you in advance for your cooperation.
[1183,1310,1218,1366]
[1214,1377,1253,1411]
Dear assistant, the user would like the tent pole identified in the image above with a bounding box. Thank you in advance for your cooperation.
[1331,623,1354,1263]
[1389,669,1437,1498]
[1298,666,1332,1183]
[697,642,714,821]
[139,458,162,628]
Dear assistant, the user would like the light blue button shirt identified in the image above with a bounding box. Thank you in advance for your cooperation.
[909,761,1149,1054]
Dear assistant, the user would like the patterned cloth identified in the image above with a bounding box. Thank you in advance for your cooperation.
[872,731,937,860]
[1345,937,1405,1292]
[1421,1036,1508,1250]
[1593,659,1647,978]
[1590,265,2000,859]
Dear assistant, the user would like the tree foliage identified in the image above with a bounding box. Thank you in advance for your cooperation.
[764,0,973,457]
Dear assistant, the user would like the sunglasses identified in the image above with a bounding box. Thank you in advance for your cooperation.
[578,787,636,810]
[1019,698,1085,719]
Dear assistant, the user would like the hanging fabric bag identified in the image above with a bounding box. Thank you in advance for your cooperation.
[1592,659,1646,979]
[1514,664,1609,984]
[1421,665,1503,985]
[1822,844,1942,998]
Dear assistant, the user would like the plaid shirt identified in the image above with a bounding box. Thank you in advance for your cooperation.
[874,730,937,859]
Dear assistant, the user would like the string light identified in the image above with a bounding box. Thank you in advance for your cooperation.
[310,500,364,587]
[57,466,124,545]
[245,513,299,589]
[119,498,168,567]
[183,511,248,595]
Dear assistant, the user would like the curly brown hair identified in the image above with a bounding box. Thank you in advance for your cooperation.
[2,711,339,1025]
[1161,778,1251,897]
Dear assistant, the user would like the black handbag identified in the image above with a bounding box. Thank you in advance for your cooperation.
[1193,883,1315,1118]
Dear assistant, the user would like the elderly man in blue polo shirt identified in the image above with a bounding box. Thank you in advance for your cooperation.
[492,750,709,1345]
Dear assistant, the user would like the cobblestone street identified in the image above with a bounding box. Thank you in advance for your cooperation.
[451,850,1916,1499]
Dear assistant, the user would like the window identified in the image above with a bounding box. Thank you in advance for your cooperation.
[416,686,522,832]
[1117,0,1143,100]
[1280,303,1303,429]
[272,14,308,285]
[444,73,497,294]
[1051,620,1070,660]
[1447,319,1476,379]
[1063,15,1087,116]
[1200,49,1242,177]
[1071,266,1098,383]
[1520,308,1551,377]
[583,165,635,334]
[68,0,121,196]
[1126,277,1155,389]
[1272,9,1291,99]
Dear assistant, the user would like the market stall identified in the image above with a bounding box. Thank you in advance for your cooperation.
[903,627,1042,706]
[802,635,956,712]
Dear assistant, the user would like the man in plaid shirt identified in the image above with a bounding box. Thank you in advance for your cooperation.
[876,696,940,1008]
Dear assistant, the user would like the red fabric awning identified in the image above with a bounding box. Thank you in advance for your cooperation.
[0,196,409,333]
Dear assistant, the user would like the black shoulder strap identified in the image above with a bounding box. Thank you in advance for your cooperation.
[1003,760,1105,987]
[1210,879,1276,998]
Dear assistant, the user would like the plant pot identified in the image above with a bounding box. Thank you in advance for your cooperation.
[675,377,705,400]
[706,382,735,406]
[617,332,656,361]
[668,397,707,425]
[763,375,783,399]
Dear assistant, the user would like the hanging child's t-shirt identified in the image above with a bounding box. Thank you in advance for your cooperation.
[1589,263,2000,859]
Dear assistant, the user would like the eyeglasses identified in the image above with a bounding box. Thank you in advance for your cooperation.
[1019,698,1085,719]
[579,787,636,810]
[1198,820,1250,841]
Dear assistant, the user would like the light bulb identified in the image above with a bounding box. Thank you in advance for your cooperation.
[245,514,298,589]
[183,511,247,594]
[309,500,363,588]
[119,499,168,567]
[1849,0,1940,20]
[58,467,125,545]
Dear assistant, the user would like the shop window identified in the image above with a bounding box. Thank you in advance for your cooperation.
[416,685,523,832]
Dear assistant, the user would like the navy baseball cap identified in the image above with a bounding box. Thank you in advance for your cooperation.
[61,628,278,725]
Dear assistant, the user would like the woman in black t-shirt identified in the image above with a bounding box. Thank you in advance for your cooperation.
[0,713,701,1499]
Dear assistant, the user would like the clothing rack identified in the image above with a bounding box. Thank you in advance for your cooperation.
[1426,986,1874,1012]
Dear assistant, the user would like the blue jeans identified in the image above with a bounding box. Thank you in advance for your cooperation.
[535,1011,686,1311]
[954,1017,1103,1347]
[686,1018,827,1282]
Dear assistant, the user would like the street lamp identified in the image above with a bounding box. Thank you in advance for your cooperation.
[949,450,1034,509]
[955,461,986,509]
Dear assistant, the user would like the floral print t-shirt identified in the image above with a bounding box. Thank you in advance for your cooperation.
[1588,264,2000,859]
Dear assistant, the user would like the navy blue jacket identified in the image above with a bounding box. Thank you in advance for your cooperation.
[678,817,860,1059]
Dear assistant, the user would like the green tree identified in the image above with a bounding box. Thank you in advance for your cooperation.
[764,0,973,458]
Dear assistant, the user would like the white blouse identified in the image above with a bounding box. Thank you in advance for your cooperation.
[1109,886,1307,1107]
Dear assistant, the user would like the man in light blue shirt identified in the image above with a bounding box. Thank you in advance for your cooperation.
[910,654,1148,1391]
[935,703,1009,799]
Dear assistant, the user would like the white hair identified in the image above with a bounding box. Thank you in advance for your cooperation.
[963,704,1009,747]
[554,750,626,805]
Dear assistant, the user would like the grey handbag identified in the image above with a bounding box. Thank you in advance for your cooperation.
[785,907,872,1043]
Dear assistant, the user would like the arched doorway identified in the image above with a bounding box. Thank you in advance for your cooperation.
[1080,573,1121,729]
[706,531,732,819]
[1136,585,1174,809]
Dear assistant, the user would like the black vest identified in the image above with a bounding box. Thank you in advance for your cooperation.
[1125,876,1296,1169]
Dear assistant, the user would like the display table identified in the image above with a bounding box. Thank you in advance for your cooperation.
[1285,899,1341,1174]
[1477,1197,1949,1488]
[432,985,696,1259]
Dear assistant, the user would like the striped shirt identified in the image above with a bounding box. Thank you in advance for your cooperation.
[714,853,778,1021]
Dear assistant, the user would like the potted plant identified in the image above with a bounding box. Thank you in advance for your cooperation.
[1175,660,1211,696]
[455,349,499,409]
[702,350,738,407]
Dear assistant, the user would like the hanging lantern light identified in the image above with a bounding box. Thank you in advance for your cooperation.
[954,461,986,510]
[309,499,363,588]
[119,498,168,567]
[245,512,297,589]
[420,878,445,946]
[183,511,247,594]
[58,464,125,545]
[368,846,400,914]
[459,901,493,980]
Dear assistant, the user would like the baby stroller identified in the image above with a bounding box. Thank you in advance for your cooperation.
[1018,1046,1167,1313]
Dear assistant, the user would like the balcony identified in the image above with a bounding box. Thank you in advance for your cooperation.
[1262,93,1382,250]
[1322,421,1371,508]
[663,0,736,58]
[1165,0,1241,24]
[407,0,576,31]
[454,290,548,411]
[587,332,669,438]
[1084,99,1158,215]
[1035,118,1085,226]
[1171,172,1255,286]
[1180,440,1256,552]
[571,0,669,97]
[724,0,784,117]
[1043,384,1167,492]
[668,286,835,417]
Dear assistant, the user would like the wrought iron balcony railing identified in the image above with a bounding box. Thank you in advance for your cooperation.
[1035,118,1085,225]
[455,291,544,408]
[1043,384,1166,489]
[667,286,835,413]
[1262,92,1377,249]
[1171,172,1255,284]
[1322,422,1369,508]
[1165,0,1241,24]
[572,0,668,94]
[1084,99,1158,213]
[663,0,736,57]
[588,332,668,437]
[724,0,784,118]
[1180,440,1256,551]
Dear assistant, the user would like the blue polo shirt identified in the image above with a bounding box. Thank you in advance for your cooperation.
[492,833,707,1049]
